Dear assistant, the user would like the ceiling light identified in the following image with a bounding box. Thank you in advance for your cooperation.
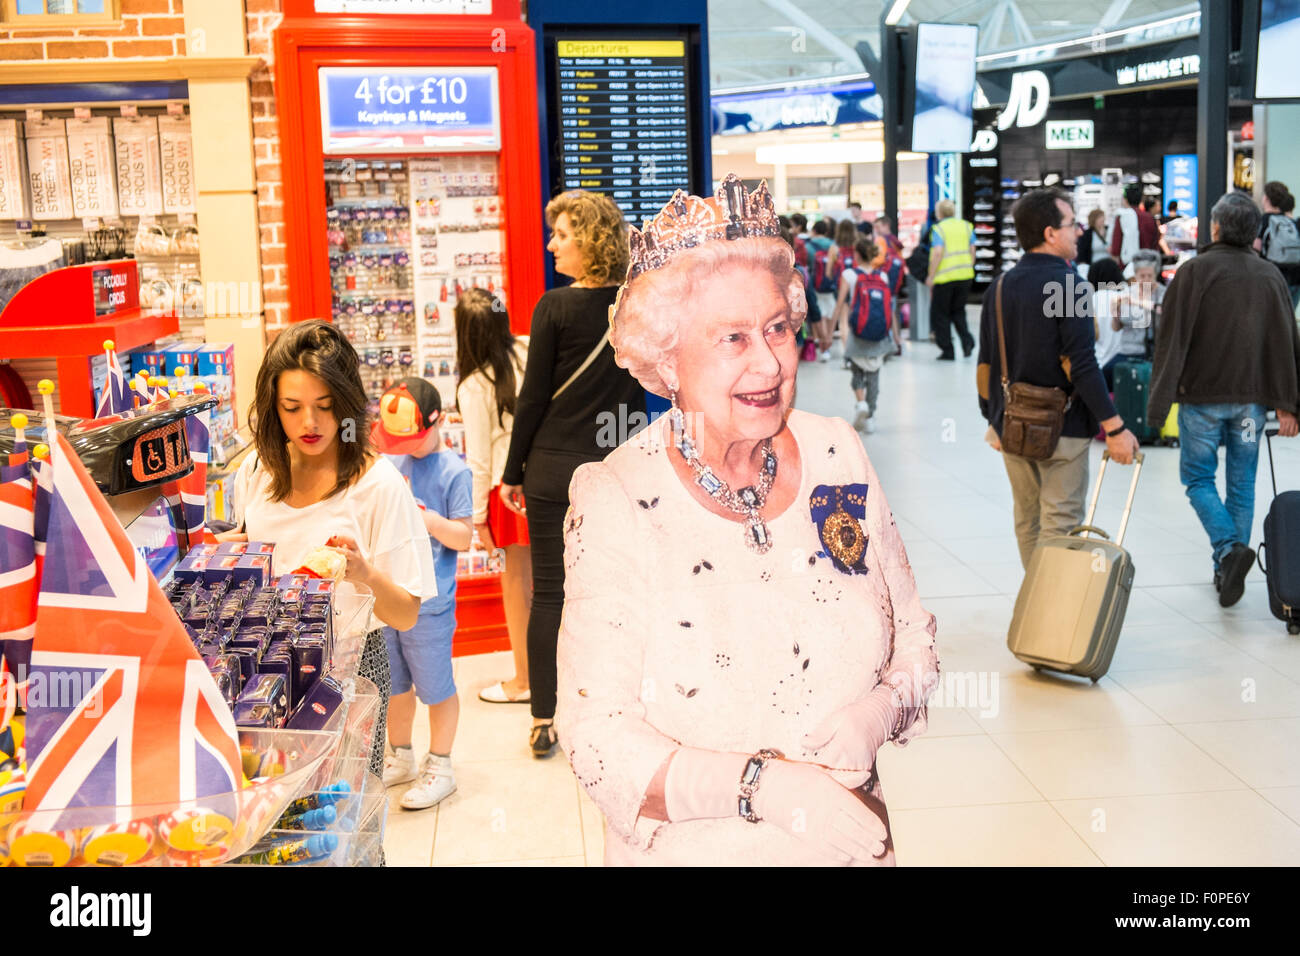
[884,0,913,27]
[976,12,1199,64]
[755,141,927,165]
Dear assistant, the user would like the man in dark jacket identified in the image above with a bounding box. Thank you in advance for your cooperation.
[978,187,1139,568]
[1148,191,1300,606]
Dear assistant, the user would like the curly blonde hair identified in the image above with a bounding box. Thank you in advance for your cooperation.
[545,191,630,286]
[610,238,807,398]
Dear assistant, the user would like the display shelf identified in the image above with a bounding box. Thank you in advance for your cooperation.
[0,259,180,416]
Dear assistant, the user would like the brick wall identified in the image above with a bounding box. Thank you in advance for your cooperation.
[247,0,288,336]
[0,0,187,59]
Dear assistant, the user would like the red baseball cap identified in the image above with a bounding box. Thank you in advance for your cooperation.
[370,378,442,455]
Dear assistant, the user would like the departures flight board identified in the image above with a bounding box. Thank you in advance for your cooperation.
[553,38,694,224]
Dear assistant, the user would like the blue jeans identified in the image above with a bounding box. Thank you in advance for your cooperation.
[1177,402,1267,570]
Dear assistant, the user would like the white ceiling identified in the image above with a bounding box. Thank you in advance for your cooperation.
[706,0,1199,90]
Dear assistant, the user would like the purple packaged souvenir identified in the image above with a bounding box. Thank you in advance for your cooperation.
[259,642,299,707]
[231,553,273,587]
[199,625,231,651]
[246,541,275,556]
[203,553,244,583]
[233,673,290,729]
[286,675,345,731]
[297,621,331,662]
[241,589,281,627]
[225,646,259,685]
[183,604,214,630]
[291,634,325,699]
[304,578,335,596]
[174,551,211,584]
[209,669,235,704]
[229,626,271,657]
[205,653,244,699]
[200,577,232,602]
[277,573,309,593]
[214,540,249,557]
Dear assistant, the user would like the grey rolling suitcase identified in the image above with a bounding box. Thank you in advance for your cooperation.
[1007,451,1144,682]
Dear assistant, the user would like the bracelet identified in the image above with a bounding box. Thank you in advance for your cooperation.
[884,681,908,740]
[737,748,783,823]
[1106,423,1126,437]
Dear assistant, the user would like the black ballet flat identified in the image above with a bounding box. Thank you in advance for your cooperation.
[530,723,556,758]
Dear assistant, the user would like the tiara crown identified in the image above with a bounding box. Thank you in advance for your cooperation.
[625,173,782,282]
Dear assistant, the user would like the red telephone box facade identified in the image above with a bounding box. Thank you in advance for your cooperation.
[274,1,544,656]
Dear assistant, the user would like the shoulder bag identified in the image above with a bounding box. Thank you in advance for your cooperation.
[551,328,609,402]
[995,275,1072,461]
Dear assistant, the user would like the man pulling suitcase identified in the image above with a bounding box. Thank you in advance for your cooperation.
[977,187,1139,571]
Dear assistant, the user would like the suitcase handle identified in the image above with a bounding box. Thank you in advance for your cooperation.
[1257,541,1269,576]
[1068,524,1111,540]
[1082,451,1145,547]
[1265,426,1279,499]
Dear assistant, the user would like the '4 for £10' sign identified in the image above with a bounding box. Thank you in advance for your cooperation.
[319,66,500,155]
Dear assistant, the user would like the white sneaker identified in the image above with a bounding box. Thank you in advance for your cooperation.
[853,400,870,431]
[401,753,457,810]
[865,416,877,434]
[382,747,416,788]
[819,349,831,363]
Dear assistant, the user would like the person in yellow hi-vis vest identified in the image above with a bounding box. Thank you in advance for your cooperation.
[925,199,977,360]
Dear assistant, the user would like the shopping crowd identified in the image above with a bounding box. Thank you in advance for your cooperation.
[230,172,1297,866]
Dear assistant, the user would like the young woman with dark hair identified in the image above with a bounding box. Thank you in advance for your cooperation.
[454,288,533,705]
[227,319,436,781]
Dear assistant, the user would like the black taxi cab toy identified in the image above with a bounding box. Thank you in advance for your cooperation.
[0,392,217,496]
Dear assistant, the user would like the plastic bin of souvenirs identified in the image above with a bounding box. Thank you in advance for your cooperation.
[223,683,386,867]
[0,597,378,868]
[225,766,388,867]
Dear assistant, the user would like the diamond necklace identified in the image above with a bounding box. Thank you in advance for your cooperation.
[669,406,778,554]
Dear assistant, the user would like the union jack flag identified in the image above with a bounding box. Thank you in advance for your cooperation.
[22,435,243,830]
[131,376,153,409]
[0,444,37,712]
[176,405,210,542]
[95,344,133,419]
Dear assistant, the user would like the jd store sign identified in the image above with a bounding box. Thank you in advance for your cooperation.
[978,36,1201,108]
[1045,119,1094,149]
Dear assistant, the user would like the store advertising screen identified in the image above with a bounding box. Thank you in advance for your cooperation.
[551,36,695,223]
[318,66,501,155]
[910,23,978,154]
[124,496,181,583]
[1256,0,1300,99]
[1163,154,1198,219]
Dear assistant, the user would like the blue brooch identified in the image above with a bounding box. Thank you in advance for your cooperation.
[809,483,870,575]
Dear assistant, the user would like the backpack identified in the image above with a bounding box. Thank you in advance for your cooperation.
[813,247,852,294]
[884,254,906,297]
[849,268,892,341]
[905,242,929,282]
[793,235,809,268]
[795,263,821,325]
[1263,214,1300,266]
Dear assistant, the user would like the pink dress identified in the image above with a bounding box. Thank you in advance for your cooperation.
[555,409,939,866]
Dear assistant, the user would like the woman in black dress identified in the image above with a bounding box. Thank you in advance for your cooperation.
[499,191,645,756]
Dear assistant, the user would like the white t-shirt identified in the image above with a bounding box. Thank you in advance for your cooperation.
[233,451,437,604]
[457,337,528,524]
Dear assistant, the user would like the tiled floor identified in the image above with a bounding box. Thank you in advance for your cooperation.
[383,320,1300,866]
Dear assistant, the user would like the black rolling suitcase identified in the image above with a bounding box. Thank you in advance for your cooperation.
[1257,426,1300,635]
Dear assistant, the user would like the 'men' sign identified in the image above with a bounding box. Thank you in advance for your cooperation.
[1045,120,1094,150]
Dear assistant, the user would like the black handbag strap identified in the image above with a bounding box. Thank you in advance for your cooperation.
[995,275,1010,398]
